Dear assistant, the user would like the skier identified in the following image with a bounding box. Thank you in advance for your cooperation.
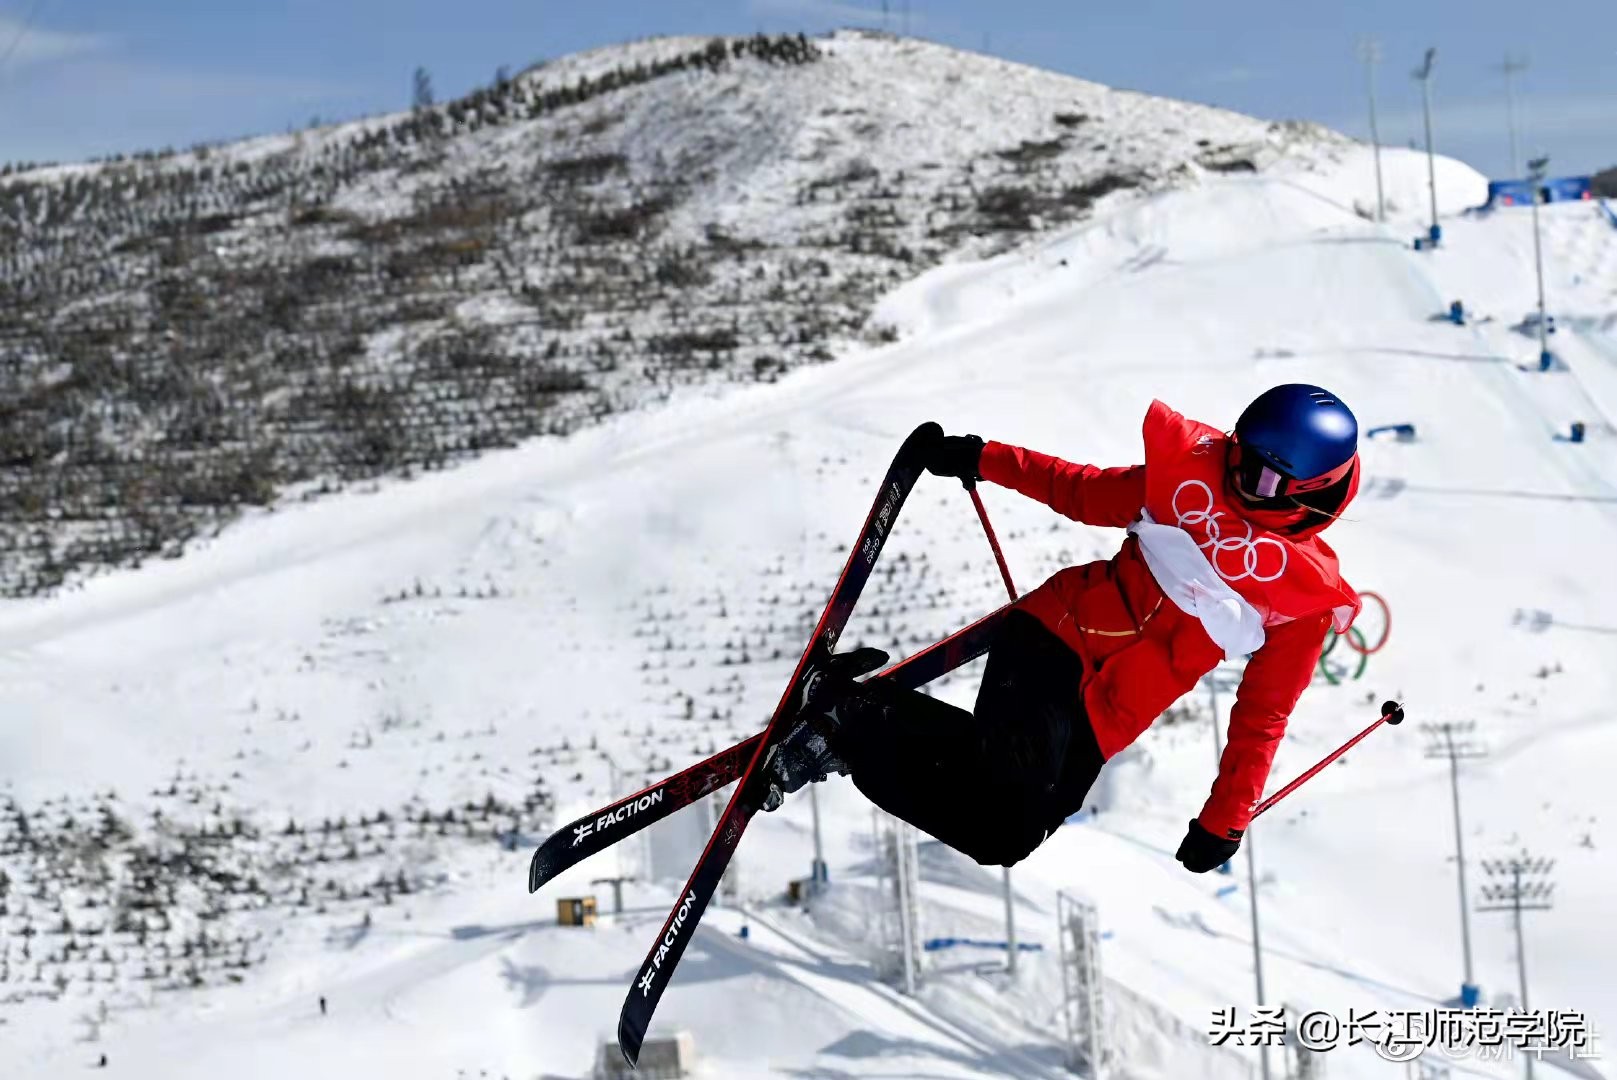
[764,384,1362,873]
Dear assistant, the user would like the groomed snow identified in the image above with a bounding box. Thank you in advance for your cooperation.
[5,120,1615,1080]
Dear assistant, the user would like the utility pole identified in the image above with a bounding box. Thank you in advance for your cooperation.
[1412,48,1440,248]
[1358,38,1387,221]
[1498,55,1529,178]
[1527,155,1553,371]
[1479,853,1556,1079]
[1423,721,1487,1007]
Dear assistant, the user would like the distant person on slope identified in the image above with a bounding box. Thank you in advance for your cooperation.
[763,384,1362,873]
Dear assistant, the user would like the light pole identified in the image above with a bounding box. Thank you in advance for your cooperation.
[1245,830,1271,1080]
[1202,661,1268,1079]
[1423,722,1486,1007]
[1358,38,1387,221]
[1412,47,1440,248]
[893,820,920,995]
[1203,668,1243,874]
[1479,853,1556,1080]
[1528,154,1553,371]
[1498,55,1529,177]
[809,783,827,893]
[1003,867,1018,975]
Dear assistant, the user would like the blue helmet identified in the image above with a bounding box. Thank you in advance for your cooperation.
[1230,384,1358,504]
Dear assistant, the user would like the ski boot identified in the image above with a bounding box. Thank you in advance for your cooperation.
[759,646,889,812]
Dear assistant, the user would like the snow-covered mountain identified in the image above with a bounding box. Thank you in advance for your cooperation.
[1,30,1342,597]
[6,29,1617,1080]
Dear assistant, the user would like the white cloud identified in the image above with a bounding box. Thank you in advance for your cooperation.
[0,15,112,69]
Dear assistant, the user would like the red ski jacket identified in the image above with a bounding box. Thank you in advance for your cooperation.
[979,401,1361,837]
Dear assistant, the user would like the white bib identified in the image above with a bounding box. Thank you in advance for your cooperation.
[1127,508,1267,659]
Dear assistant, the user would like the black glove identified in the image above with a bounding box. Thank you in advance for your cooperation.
[925,432,985,482]
[1175,819,1241,874]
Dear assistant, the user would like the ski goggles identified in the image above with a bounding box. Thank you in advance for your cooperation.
[1228,438,1357,501]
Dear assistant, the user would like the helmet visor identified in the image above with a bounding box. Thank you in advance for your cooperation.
[1230,437,1356,501]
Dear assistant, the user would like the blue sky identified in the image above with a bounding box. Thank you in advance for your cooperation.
[1,0,1611,177]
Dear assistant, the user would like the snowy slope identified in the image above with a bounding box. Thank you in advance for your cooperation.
[5,129,1616,1080]
[2,29,1348,597]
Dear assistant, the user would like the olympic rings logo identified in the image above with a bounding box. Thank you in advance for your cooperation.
[1170,480,1289,583]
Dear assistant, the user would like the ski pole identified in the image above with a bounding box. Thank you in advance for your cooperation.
[964,479,1018,600]
[1251,700,1405,820]
[963,477,1021,977]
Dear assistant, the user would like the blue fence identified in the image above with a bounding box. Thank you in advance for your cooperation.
[923,936,1045,953]
[1483,176,1593,209]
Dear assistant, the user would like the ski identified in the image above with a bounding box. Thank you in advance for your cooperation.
[617,422,939,1066]
[526,603,1010,893]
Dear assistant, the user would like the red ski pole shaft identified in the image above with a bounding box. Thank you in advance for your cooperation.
[966,481,1018,601]
[1251,700,1405,820]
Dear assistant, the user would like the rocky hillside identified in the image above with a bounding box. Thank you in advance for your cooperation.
[0,30,1337,596]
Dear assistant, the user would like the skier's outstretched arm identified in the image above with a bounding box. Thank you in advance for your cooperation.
[1180,613,1333,870]
[982,444,1144,528]
[924,432,1144,529]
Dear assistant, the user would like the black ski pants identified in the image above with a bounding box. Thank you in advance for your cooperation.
[834,609,1105,868]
